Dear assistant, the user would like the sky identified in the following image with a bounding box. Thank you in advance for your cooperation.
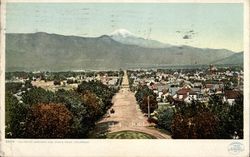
[6,3,243,52]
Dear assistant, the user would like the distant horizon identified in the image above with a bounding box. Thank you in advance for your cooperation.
[6,3,243,52]
[5,63,243,73]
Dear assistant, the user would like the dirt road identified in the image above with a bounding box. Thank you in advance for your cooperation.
[95,71,171,139]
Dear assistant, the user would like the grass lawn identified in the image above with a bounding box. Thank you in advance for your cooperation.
[146,126,171,136]
[107,130,156,139]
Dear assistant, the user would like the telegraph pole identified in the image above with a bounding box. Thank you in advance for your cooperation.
[147,95,150,118]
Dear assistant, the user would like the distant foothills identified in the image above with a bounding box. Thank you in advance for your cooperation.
[5,31,243,72]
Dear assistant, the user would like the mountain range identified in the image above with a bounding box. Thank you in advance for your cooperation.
[5,29,243,71]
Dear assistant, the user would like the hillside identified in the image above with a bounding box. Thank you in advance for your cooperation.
[212,52,243,65]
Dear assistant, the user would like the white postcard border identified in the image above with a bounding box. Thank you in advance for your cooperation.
[0,0,249,157]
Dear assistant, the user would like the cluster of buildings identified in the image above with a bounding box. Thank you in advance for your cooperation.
[6,71,122,92]
[129,65,243,106]
[59,74,120,87]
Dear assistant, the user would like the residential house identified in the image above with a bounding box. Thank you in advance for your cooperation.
[173,87,197,103]
[223,90,241,105]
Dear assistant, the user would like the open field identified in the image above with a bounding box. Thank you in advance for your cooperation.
[31,80,78,92]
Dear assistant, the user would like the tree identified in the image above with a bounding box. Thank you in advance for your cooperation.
[81,91,104,118]
[171,100,218,139]
[25,103,72,138]
[55,89,109,138]
[135,85,158,114]
[55,89,91,138]
[207,93,243,139]
[78,81,110,97]
[22,87,55,106]
[156,107,174,132]
[54,80,61,86]
[227,93,243,139]
[171,113,189,138]
[5,92,28,138]
[208,94,231,138]
[67,79,74,84]
[77,81,116,110]
[24,80,33,89]
[141,95,158,114]
[5,82,23,94]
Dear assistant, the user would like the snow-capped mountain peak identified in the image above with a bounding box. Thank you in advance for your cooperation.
[109,28,172,48]
[110,29,136,38]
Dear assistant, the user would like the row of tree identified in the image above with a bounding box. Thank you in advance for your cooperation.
[5,81,117,138]
[135,85,158,114]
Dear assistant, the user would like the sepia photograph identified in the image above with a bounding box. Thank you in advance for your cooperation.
[0,0,249,156]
